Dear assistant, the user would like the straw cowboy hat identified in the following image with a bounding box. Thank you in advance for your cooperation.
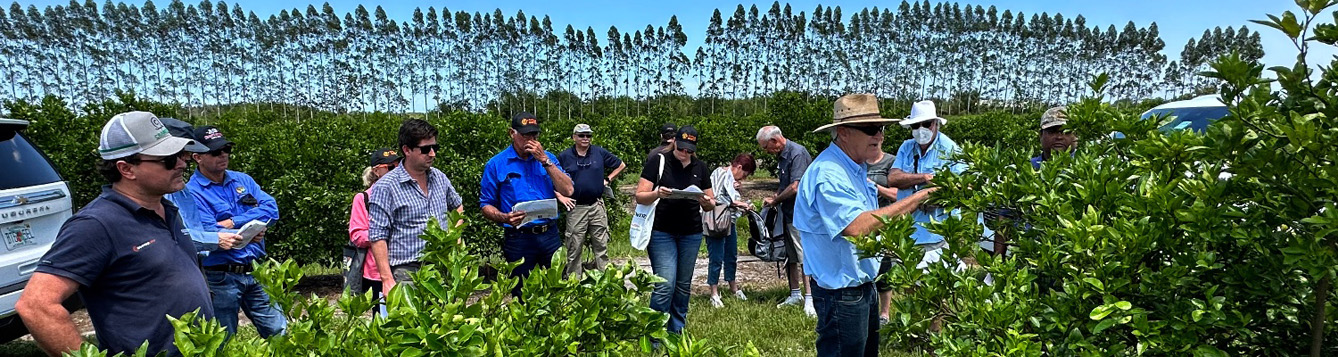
[899,100,947,127]
[812,93,900,132]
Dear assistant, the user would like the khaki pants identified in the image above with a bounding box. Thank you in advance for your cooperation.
[563,200,610,278]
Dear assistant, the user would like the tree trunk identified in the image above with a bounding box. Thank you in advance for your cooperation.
[1312,274,1331,357]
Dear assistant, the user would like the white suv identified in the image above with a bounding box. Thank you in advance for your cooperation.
[1141,94,1230,133]
[0,118,74,342]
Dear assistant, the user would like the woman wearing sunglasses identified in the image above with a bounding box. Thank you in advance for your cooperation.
[633,125,716,337]
[347,148,400,316]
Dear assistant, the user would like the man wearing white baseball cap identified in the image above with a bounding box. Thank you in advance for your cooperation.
[17,111,214,356]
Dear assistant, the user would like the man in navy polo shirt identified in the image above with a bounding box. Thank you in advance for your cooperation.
[555,124,625,278]
[481,112,575,296]
[187,125,286,338]
[16,111,213,357]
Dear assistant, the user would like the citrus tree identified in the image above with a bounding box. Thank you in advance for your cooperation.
[859,2,1338,355]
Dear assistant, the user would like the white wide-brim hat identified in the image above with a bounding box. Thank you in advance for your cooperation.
[900,100,947,127]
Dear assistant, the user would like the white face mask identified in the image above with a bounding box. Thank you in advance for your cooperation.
[913,127,936,145]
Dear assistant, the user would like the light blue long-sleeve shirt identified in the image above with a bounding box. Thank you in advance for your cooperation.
[793,143,882,290]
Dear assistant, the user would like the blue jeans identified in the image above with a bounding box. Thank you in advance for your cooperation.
[502,226,561,297]
[205,270,288,338]
[647,230,702,334]
[704,226,737,286]
[811,280,878,357]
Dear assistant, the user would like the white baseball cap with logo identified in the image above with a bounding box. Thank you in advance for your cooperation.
[97,111,197,160]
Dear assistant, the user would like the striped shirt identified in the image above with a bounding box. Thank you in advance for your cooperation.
[710,167,744,220]
[368,165,463,266]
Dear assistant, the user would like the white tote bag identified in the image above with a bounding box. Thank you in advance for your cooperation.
[629,154,667,250]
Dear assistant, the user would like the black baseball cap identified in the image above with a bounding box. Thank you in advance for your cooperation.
[660,123,678,140]
[676,125,698,152]
[511,112,541,135]
[159,118,210,153]
[369,148,400,166]
[192,125,234,151]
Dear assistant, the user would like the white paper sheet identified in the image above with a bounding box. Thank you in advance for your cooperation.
[232,220,268,249]
[664,185,704,200]
[512,199,559,227]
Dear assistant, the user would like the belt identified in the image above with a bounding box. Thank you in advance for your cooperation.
[203,263,253,274]
[508,223,554,235]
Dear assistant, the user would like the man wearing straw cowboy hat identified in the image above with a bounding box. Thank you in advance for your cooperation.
[794,94,936,356]
[885,100,970,268]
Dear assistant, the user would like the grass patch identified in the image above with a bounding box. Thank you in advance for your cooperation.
[649,285,915,356]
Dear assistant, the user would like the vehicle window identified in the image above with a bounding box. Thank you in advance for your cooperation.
[1142,106,1230,133]
[0,132,63,190]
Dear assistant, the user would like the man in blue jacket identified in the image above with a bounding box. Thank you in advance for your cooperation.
[187,125,286,338]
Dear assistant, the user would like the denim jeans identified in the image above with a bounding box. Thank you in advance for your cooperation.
[704,226,737,286]
[502,227,561,297]
[811,280,878,357]
[205,270,288,338]
[647,230,702,334]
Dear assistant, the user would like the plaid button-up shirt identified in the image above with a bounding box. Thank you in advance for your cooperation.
[368,165,463,266]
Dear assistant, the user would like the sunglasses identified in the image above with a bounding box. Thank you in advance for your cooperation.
[575,134,592,139]
[907,122,934,130]
[844,124,885,136]
[375,162,399,170]
[206,146,232,156]
[676,147,695,154]
[133,153,184,169]
[410,144,440,154]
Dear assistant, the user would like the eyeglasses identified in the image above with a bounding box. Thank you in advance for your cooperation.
[206,146,232,156]
[907,122,934,130]
[375,162,398,170]
[410,144,440,154]
[676,147,695,154]
[575,134,592,139]
[843,124,885,136]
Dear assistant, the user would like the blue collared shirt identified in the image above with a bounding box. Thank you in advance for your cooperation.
[164,189,225,258]
[187,170,280,266]
[480,145,565,228]
[367,165,463,266]
[893,133,968,245]
[793,144,882,290]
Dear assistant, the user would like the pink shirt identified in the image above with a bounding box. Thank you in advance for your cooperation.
[348,190,380,281]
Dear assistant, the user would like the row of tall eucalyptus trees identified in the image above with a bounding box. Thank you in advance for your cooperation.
[0,0,1262,115]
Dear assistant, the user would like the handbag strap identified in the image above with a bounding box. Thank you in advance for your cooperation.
[655,153,666,187]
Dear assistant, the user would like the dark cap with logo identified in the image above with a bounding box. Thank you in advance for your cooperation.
[159,118,210,153]
[676,125,698,152]
[511,112,541,135]
[660,123,678,140]
[369,148,400,166]
[192,126,234,152]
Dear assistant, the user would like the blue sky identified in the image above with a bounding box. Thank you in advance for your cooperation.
[21,0,1335,82]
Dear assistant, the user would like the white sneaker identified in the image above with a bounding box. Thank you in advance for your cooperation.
[777,295,803,308]
[803,298,816,317]
[734,290,748,301]
[710,294,724,308]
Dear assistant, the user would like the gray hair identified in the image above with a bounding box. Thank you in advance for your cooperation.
[756,126,783,142]
[361,166,378,188]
